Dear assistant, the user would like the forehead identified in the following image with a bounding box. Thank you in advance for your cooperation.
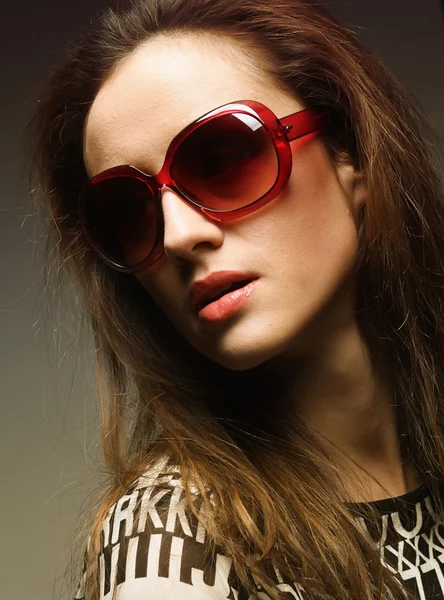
[83,33,300,178]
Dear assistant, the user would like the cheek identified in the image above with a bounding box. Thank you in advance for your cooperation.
[259,151,357,265]
[136,269,174,312]
[248,152,359,315]
[136,266,194,338]
[287,190,356,266]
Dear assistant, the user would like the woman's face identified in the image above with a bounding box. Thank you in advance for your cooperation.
[83,33,367,371]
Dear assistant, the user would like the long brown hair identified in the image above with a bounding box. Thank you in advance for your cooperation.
[24,0,444,598]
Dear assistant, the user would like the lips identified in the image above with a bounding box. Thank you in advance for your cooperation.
[190,271,258,312]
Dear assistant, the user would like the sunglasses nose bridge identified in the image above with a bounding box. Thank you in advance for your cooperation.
[159,184,204,217]
[158,182,187,204]
[154,160,175,189]
[148,163,184,203]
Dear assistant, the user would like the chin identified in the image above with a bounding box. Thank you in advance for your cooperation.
[204,344,282,372]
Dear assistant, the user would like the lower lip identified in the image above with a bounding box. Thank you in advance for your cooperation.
[197,279,260,322]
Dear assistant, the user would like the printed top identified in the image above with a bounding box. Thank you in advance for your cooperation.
[74,455,444,600]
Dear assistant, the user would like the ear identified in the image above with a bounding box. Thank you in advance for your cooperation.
[335,161,368,222]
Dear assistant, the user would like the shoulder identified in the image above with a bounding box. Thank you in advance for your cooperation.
[74,456,251,599]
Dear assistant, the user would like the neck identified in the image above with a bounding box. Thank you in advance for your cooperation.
[262,286,422,502]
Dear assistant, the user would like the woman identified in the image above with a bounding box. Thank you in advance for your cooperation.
[25,0,444,598]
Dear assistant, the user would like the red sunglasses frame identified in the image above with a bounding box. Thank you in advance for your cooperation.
[79,99,327,273]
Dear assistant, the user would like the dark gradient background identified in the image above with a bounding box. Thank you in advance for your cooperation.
[2,1,443,598]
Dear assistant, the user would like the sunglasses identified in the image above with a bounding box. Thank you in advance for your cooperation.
[79,99,326,273]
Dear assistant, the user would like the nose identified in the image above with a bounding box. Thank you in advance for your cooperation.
[161,187,224,265]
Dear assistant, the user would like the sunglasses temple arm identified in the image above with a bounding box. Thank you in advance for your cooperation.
[280,111,327,142]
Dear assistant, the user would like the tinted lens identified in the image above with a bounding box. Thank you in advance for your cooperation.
[82,176,158,268]
[171,112,279,210]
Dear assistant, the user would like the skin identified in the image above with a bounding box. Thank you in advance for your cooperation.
[83,33,422,501]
